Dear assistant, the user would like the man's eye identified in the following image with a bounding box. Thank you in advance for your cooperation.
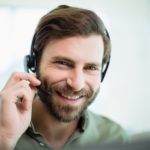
[86,65,99,71]
[54,60,73,68]
[56,60,68,65]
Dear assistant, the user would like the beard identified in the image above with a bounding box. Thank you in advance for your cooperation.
[37,75,100,123]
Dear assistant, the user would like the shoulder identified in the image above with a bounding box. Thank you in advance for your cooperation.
[80,110,129,144]
[87,110,123,131]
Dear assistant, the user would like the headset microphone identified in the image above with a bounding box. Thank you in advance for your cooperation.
[37,85,52,96]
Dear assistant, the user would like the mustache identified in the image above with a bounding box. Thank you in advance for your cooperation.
[51,85,93,98]
[37,77,94,98]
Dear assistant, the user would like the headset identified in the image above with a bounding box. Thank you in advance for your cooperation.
[24,34,37,73]
[24,30,111,96]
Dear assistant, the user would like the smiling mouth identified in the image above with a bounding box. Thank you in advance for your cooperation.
[57,91,84,101]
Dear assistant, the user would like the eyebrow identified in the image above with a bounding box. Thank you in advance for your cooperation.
[86,62,101,67]
[51,56,101,67]
[51,56,74,64]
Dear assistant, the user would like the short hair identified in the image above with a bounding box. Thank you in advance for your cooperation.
[33,5,111,70]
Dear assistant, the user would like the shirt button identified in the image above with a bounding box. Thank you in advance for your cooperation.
[39,142,45,146]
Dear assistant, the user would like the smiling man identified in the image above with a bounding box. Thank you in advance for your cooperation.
[37,35,103,123]
[0,5,128,150]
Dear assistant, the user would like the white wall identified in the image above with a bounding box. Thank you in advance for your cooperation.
[0,0,150,135]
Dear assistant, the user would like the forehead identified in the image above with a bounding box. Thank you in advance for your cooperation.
[42,35,104,63]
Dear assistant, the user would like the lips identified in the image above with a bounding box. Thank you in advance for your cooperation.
[57,91,84,101]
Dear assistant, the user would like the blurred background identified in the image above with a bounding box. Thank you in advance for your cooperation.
[0,0,150,136]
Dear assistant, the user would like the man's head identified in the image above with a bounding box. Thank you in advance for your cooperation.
[27,5,111,77]
[26,5,111,122]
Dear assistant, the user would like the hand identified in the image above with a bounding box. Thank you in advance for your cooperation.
[0,72,41,150]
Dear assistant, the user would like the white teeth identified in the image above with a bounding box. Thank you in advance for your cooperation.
[61,94,80,100]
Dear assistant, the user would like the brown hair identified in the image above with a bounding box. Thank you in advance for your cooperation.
[33,5,111,70]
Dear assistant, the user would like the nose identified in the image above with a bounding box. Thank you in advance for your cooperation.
[67,69,85,91]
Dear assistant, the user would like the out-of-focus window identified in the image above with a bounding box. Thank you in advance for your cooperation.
[0,7,48,88]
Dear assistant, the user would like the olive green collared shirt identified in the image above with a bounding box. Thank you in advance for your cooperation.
[15,110,128,150]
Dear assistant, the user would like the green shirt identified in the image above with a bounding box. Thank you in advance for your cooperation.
[15,110,128,150]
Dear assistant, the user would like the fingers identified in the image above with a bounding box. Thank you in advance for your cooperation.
[1,72,41,111]
[4,72,41,89]
[15,86,33,110]
[16,79,34,99]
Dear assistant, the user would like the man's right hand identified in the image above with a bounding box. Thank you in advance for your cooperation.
[0,72,41,150]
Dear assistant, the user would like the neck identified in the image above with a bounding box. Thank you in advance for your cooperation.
[32,96,78,149]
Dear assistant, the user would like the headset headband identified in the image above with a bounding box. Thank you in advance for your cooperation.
[24,30,111,82]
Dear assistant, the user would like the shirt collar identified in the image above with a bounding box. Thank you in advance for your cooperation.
[28,110,89,134]
[77,110,89,133]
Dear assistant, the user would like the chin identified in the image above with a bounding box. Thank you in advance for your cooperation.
[47,100,88,123]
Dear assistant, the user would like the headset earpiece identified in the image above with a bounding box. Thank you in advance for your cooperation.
[24,54,36,73]
[101,59,110,82]
[100,29,111,82]
[24,33,37,73]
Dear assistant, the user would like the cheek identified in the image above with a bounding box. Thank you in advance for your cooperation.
[88,76,100,92]
[39,68,69,84]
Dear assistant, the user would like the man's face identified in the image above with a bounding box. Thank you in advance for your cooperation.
[38,35,104,122]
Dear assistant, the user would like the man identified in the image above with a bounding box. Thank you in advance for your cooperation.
[0,5,128,150]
